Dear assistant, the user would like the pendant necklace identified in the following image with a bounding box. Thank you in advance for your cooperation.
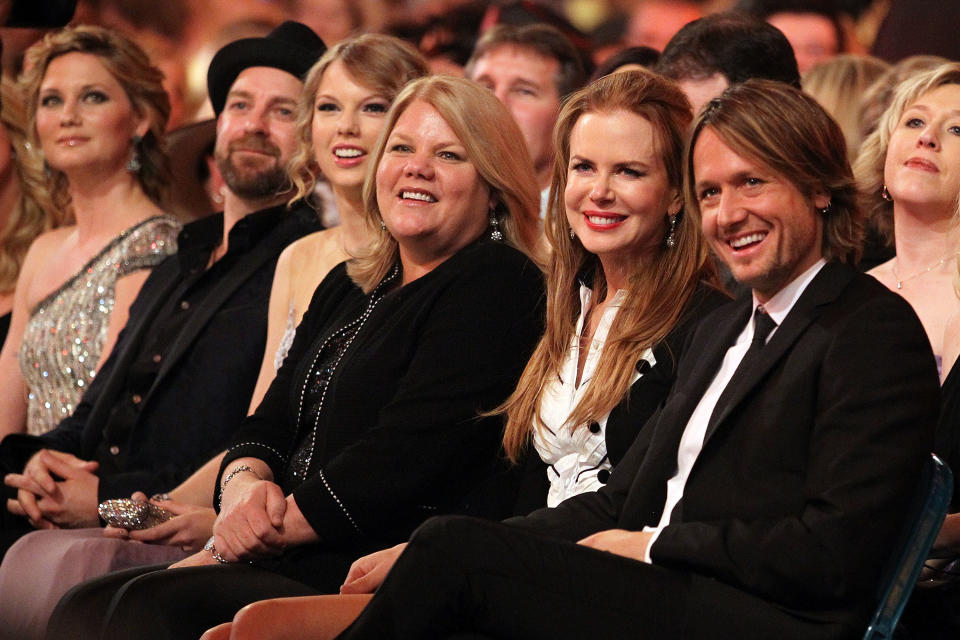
[892,251,960,290]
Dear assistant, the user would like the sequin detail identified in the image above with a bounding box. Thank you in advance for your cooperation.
[19,216,180,435]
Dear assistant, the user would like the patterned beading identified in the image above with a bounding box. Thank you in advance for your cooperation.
[18,216,180,435]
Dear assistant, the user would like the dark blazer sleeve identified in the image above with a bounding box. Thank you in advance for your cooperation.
[219,263,360,480]
[291,254,545,545]
[650,292,939,606]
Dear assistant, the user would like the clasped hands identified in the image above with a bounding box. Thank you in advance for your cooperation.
[3,449,100,529]
[337,529,653,595]
[171,473,315,569]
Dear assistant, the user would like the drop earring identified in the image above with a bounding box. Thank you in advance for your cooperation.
[569,227,576,240]
[489,211,503,241]
[126,135,143,173]
[881,185,892,201]
[665,213,678,248]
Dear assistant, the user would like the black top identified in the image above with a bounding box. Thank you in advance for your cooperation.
[938,361,960,505]
[219,239,546,553]
[0,203,321,501]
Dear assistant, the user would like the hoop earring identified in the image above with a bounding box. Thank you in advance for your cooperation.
[881,185,892,201]
[665,213,678,248]
[126,135,143,173]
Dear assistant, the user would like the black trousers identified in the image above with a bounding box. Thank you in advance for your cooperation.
[337,516,858,640]
[46,563,322,640]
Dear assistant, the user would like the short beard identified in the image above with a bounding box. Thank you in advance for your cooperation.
[216,134,290,200]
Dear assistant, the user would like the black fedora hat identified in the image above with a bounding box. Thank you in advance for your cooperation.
[207,21,325,116]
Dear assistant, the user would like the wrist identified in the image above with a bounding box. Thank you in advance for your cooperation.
[218,465,262,508]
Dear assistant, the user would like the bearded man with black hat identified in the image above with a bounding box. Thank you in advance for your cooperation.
[0,22,325,559]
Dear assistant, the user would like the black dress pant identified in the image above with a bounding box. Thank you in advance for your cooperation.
[337,515,858,640]
[47,563,321,640]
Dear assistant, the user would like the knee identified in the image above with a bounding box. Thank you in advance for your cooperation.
[410,515,489,548]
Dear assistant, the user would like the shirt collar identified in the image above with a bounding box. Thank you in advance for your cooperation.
[752,258,827,327]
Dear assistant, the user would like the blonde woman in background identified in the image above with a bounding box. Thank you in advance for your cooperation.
[0,26,180,439]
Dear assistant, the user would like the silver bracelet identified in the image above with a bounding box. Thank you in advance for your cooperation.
[204,536,229,564]
[220,465,261,494]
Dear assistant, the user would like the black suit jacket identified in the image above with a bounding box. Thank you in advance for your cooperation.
[511,262,940,630]
[0,203,320,500]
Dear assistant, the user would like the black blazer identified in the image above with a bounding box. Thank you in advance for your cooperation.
[511,263,940,631]
[220,240,546,557]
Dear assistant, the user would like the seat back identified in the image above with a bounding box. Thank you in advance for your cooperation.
[863,453,953,640]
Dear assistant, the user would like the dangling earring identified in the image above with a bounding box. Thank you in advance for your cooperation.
[379,219,387,231]
[665,213,678,248]
[881,185,892,201]
[126,135,143,173]
[569,227,576,240]
[489,211,503,241]
[818,201,832,215]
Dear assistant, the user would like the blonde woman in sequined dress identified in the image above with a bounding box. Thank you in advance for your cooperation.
[0,27,180,439]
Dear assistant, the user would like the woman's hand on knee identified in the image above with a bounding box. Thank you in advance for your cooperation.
[340,543,407,594]
[214,479,287,561]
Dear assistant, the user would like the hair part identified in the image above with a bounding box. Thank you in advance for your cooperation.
[854,62,960,246]
[289,33,429,207]
[20,25,171,216]
[349,75,543,293]
[501,69,719,461]
[686,78,863,265]
[465,23,586,99]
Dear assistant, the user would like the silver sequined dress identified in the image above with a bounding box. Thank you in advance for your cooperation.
[18,215,180,435]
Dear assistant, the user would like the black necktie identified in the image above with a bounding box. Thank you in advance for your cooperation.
[750,305,777,352]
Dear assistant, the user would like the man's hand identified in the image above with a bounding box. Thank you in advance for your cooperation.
[340,543,407,594]
[4,449,99,529]
[577,529,653,563]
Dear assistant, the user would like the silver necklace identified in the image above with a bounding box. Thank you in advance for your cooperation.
[892,252,960,289]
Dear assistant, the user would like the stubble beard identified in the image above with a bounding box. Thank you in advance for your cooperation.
[216,135,290,200]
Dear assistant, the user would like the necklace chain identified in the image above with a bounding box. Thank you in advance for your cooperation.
[892,252,960,290]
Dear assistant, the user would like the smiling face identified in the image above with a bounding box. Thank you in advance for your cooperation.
[565,110,678,280]
[376,100,492,272]
[884,83,960,216]
[35,51,147,177]
[311,60,391,197]
[694,127,826,302]
[214,66,302,200]
[470,45,561,184]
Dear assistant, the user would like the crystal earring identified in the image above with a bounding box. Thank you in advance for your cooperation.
[379,219,387,231]
[818,201,832,215]
[569,227,576,240]
[665,213,678,248]
[126,135,143,173]
[881,185,892,201]
[489,212,503,241]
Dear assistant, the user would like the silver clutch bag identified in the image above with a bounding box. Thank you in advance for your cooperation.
[98,498,172,529]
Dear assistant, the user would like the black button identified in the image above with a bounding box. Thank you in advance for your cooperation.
[588,422,600,434]
[597,469,610,484]
[636,360,651,374]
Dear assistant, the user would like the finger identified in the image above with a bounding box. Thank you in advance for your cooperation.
[4,473,49,498]
[130,491,149,501]
[24,456,60,495]
[6,498,26,517]
[102,526,130,539]
[15,489,45,524]
[340,570,380,594]
[128,518,180,543]
[41,451,95,481]
[265,486,286,528]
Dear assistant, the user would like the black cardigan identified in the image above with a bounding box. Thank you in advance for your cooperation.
[219,239,545,552]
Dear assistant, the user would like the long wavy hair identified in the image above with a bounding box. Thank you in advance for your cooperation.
[0,78,65,294]
[20,25,171,217]
[500,70,716,461]
[288,33,429,206]
[349,75,543,293]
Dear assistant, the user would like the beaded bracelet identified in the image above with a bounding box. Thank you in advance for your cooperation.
[204,536,229,564]
[218,465,262,508]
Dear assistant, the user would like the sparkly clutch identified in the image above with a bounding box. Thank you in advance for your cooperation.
[98,498,172,530]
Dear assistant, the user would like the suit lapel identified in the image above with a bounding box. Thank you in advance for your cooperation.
[701,262,856,446]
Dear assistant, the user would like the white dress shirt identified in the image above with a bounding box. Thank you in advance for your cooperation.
[642,259,826,562]
[534,285,652,507]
